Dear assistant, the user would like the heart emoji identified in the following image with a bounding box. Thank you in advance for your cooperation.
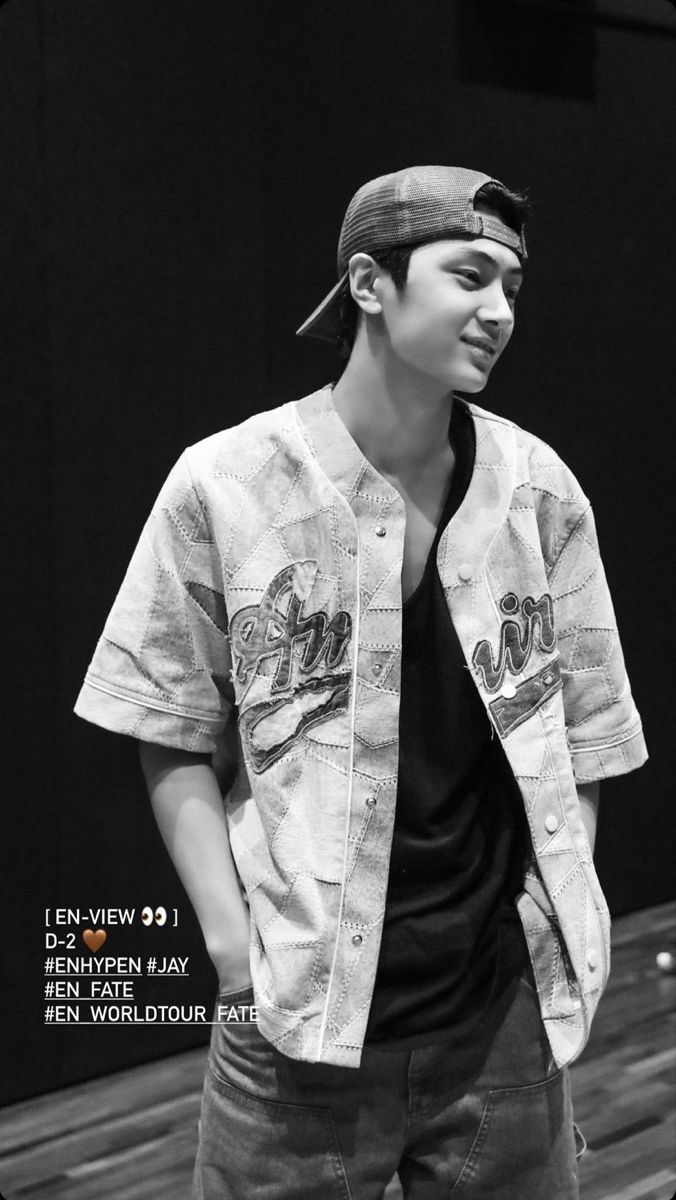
[82,928,107,953]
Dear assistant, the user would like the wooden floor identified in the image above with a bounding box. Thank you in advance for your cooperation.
[1,902,674,1200]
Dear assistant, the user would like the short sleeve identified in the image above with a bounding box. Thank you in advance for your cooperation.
[548,500,648,784]
[74,451,234,753]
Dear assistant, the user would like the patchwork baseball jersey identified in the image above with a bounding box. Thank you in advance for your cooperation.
[75,385,648,1068]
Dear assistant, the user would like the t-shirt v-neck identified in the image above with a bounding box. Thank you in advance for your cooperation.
[401,399,474,611]
[364,397,530,1050]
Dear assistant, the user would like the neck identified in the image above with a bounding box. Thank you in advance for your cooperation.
[332,339,455,477]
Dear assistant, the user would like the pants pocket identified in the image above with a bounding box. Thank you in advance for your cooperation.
[194,1051,351,1200]
[217,982,254,1002]
[452,1067,579,1199]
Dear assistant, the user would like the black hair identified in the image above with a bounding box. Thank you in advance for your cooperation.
[474,180,531,239]
[335,180,530,374]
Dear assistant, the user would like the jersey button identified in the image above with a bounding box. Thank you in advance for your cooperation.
[352,934,363,946]
[375,525,386,537]
[458,562,472,582]
[501,682,517,699]
[366,797,377,807]
[545,814,559,833]
[588,950,599,971]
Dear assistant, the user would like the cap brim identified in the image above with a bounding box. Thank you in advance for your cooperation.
[296,270,350,342]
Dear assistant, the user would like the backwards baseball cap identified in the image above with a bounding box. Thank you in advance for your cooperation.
[296,165,527,343]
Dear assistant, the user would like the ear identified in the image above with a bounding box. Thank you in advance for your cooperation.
[347,253,383,317]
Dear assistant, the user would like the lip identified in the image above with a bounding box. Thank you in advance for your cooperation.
[461,335,498,359]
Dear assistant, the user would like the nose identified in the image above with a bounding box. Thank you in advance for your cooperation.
[477,280,515,330]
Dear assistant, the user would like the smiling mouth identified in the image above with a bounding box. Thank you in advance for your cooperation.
[461,337,497,358]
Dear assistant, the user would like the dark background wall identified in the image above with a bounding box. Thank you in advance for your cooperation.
[2,0,674,1106]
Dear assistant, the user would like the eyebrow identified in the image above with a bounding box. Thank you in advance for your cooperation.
[447,246,523,277]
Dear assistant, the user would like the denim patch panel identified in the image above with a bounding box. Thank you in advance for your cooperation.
[489,659,563,737]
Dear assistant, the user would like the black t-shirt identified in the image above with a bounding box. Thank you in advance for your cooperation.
[365,399,531,1050]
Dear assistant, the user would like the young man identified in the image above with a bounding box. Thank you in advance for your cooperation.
[75,165,647,1199]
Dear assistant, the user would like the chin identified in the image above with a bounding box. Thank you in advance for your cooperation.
[452,374,490,395]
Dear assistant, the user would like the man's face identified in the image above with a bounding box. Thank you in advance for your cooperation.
[374,234,523,394]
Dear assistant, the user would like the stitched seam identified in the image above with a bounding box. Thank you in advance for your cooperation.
[565,695,631,727]
[449,1092,493,1191]
[82,676,224,723]
[316,511,360,1058]
[546,504,593,584]
[569,725,644,752]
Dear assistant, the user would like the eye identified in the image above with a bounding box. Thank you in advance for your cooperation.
[155,906,167,926]
[141,906,153,926]
[456,269,482,285]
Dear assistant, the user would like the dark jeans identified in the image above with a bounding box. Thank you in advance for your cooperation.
[192,974,579,1199]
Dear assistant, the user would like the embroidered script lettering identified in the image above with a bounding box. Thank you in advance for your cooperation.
[230,562,351,691]
[229,562,352,771]
[472,592,555,693]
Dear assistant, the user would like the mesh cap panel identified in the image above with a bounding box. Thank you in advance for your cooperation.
[297,164,526,342]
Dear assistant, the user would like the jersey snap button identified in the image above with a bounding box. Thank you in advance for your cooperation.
[501,682,517,699]
[458,562,472,582]
[375,525,386,537]
[366,797,377,807]
[588,950,599,970]
[352,934,363,946]
[372,663,383,675]
[545,814,559,833]
[543,672,555,686]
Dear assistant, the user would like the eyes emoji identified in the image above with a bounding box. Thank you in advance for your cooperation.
[141,906,167,926]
